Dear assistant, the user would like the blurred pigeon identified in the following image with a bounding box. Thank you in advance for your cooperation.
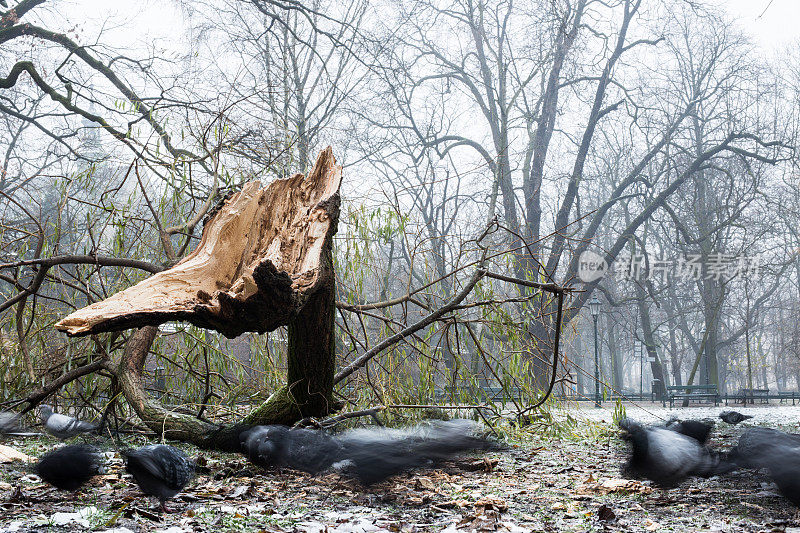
[719,411,753,425]
[122,445,194,512]
[729,427,800,467]
[664,418,714,445]
[729,427,800,505]
[618,418,731,487]
[0,411,22,434]
[240,425,342,474]
[241,419,495,485]
[336,419,496,484]
[35,444,105,491]
[39,405,98,439]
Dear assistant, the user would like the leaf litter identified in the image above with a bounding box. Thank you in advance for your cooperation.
[0,413,799,531]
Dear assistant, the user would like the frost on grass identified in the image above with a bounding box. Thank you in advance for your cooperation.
[2,407,800,532]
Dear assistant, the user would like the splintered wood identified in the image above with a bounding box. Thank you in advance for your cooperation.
[55,147,342,338]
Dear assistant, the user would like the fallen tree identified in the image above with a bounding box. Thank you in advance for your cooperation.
[45,146,569,449]
[55,147,342,445]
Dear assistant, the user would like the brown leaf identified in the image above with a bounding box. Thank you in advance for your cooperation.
[457,509,502,531]
[644,518,662,531]
[414,477,435,491]
[474,497,508,512]
[439,499,471,509]
[457,458,499,472]
[597,504,616,522]
[576,477,652,495]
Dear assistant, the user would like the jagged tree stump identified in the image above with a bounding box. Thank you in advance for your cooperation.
[55,148,342,444]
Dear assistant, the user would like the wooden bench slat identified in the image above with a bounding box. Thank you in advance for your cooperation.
[667,384,719,407]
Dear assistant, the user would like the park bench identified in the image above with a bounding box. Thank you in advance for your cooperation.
[738,388,769,405]
[667,384,719,408]
[480,386,524,401]
[433,385,524,403]
[777,391,799,405]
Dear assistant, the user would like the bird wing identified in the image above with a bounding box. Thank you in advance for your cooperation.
[152,446,193,488]
[283,429,341,473]
[0,412,21,433]
[125,446,191,489]
[335,419,492,484]
[734,428,800,468]
[47,413,96,436]
[124,449,164,476]
[666,420,713,445]
[647,428,703,477]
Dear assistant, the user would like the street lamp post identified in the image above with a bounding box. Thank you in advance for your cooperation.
[589,296,602,408]
[640,341,644,399]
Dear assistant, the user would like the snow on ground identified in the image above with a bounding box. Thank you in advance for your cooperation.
[556,401,800,427]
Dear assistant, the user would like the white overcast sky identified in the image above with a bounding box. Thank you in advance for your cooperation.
[65,0,800,55]
[720,0,800,52]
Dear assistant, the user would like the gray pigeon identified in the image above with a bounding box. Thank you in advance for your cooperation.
[240,419,495,485]
[719,411,753,425]
[38,405,98,439]
[0,411,22,433]
[122,445,194,512]
[664,418,714,445]
[618,418,732,487]
[728,428,800,506]
[36,444,105,491]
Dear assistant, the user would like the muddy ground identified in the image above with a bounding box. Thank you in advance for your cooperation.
[1,406,799,532]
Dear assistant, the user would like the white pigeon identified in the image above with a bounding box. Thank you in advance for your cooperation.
[38,405,98,439]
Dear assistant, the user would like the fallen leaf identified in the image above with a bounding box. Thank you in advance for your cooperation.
[0,444,33,463]
[741,501,766,512]
[474,497,508,512]
[459,458,499,472]
[644,519,662,531]
[405,496,425,506]
[228,485,252,499]
[576,477,652,495]
[414,477,435,491]
[439,499,471,509]
[457,509,502,531]
[597,504,616,522]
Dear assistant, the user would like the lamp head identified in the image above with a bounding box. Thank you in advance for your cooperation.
[588,295,602,317]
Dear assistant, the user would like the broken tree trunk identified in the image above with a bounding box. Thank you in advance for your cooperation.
[55,147,342,445]
[56,148,341,339]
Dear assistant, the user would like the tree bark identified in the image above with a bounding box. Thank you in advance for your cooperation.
[634,283,667,398]
[286,253,337,418]
[55,148,343,447]
[606,314,623,392]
